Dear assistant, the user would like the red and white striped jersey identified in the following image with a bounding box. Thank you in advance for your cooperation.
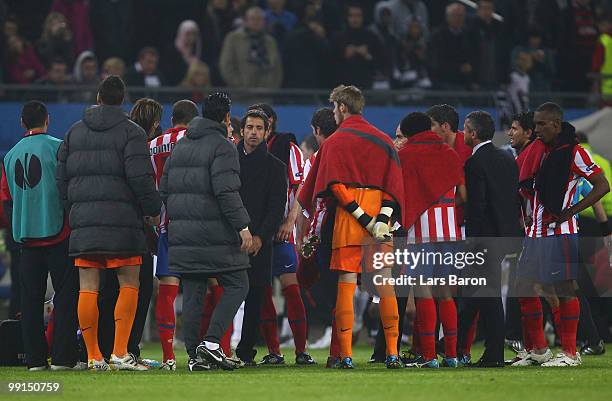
[149,127,186,233]
[303,151,326,237]
[407,187,463,243]
[526,145,601,238]
[281,142,304,244]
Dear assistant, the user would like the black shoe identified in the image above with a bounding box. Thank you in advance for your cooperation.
[326,356,340,368]
[466,358,505,368]
[296,352,316,365]
[196,343,235,370]
[235,349,257,367]
[188,358,212,371]
[505,339,525,354]
[580,340,606,356]
[368,353,386,363]
[400,350,424,365]
[259,353,285,365]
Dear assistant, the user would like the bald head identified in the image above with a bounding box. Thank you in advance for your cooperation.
[246,6,265,33]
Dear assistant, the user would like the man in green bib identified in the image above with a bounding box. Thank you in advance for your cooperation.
[1,101,80,371]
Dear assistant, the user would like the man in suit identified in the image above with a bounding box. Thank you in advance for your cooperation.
[459,110,520,367]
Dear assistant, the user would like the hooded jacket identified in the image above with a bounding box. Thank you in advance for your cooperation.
[160,117,250,275]
[56,104,161,256]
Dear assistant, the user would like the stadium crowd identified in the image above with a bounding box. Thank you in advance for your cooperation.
[1,75,611,371]
[3,0,612,99]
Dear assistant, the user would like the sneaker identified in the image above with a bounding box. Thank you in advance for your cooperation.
[405,358,439,368]
[226,354,245,368]
[160,359,177,371]
[325,356,340,369]
[139,358,161,369]
[50,362,87,371]
[337,357,354,369]
[506,350,529,365]
[259,353,285,365]
[196,343,236,370]
[88,359,111,371]
[109,354,148,371]
[188,357,211,371]
[309,326,332,350]
[541,352,582,367]
[506,339,525,353]
[580,340,605,356]
[441,357,459,368]
[296,352,316,365]
[458,353,472,366]
[512,348,553,366]
[28,365,49,371]
[368,353,386,363]
[385,355,403,369]
[400,350,424,365]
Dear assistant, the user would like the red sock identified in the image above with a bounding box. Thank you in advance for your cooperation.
[45,309,55,353]
[155,284,178,362]
[459,312,479,355]
[259,285,280,355]
[415,298,436,361]
[552,305,561,341]
[521,315,533,351]
[560,298,580,356]
[282,284,307,354]
[438,299,457,358]
[199,290,215,340]
[519,297,547,350]
[329,307,340,358]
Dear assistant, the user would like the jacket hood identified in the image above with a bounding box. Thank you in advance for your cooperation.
[83,105,128,131]
[187,117,228,139]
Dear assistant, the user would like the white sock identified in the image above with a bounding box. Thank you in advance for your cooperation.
[204,341,220,350]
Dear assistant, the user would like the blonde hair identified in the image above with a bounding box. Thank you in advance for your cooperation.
[329,85,365,115]
[181,60,211,88]
[41,12,72,41]
[102,57,126,78]
[130,98,163,138]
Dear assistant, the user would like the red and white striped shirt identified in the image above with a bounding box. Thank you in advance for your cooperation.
[526,145,601,238]
[407,187,463,243]
[303,151,326,237]
[149,127,186,233]
[282,142,304,244]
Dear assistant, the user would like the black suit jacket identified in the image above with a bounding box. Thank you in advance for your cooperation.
[464,142,520,238]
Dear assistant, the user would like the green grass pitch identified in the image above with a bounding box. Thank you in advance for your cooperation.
[1,344,611,401]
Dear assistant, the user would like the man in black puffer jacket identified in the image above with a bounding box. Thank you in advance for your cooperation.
[56,76,161,371]
[160,92,252,371]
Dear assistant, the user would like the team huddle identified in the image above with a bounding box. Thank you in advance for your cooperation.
[1,76,610,372]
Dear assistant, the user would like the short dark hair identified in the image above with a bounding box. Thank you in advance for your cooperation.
[172,99,199,125]
[248,103,277,131]
[21,100,48,129]
[138,46,159,60]
[535,102,564,121]
[400,112,432,137]
[97,75,125,105]
[241,109,270,131]
[202,92,231,123]
[512,111,534,132]
[426,104,459,132]
[465,110,495,141]
[311,108,337,138]
[576,131,589,144]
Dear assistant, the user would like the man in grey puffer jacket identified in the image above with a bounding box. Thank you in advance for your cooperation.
[160,92,252,371]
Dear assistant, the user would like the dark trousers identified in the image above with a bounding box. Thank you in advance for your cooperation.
[235,285,266,361]
[457,297,505,362]
[20,240,79,368]
[182,269,249,359]
[7,236,21,319]
[99,253,154,359]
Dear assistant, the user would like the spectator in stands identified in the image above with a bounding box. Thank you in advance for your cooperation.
[101,57,126,80]
[468,0,508,90]
[3,15,18,38]
[374,0,429,39]
[124,47,165,88]
[180,60,211,103]
[219,6,283,88]
[370,6,398,86]
[265,0,297,44]
[4,35,46,84]
[392,18,431,89]
[511,28,555,92]
[283,15,331,88]
[200,0,236,85]
[508,51,532,114]
[36,58,72,85]
[558,0,598,92]
[73,51,99,85]
[163,20,202,86]
[50,0,93,55]
[332,4,383,89]
[428,2,473,90]
[36,12,74,68]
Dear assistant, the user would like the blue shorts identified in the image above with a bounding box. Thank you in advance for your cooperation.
[272,242,298,277]
[155,232,180,278]
[517,234,579,284]
[404,241,464,279]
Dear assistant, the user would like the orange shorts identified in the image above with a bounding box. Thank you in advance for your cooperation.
[330,243,393,273]
[75,255,143,269]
